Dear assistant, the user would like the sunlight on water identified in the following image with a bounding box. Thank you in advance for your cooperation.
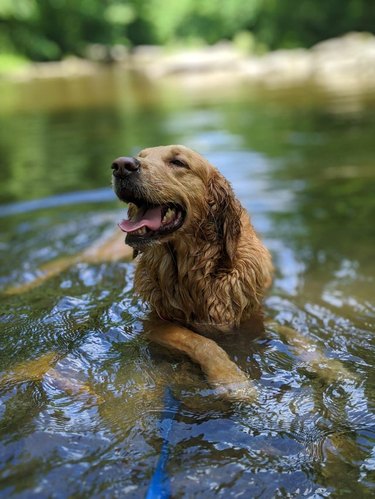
[0,71,374,497]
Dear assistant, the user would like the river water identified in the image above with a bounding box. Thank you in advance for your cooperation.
[0,68,374,497]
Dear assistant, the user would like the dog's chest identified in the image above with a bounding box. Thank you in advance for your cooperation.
[136,248,210,323]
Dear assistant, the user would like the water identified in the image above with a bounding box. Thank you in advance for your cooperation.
[0,69,374,497]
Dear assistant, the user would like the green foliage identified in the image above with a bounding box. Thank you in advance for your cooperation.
[255,0,375,49]
[0,0,374,61]
[0,53,28,73]
[142,0,261,45]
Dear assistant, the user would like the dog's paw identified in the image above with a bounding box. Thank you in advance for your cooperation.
[211,377,258,402]
[204,359,258,402]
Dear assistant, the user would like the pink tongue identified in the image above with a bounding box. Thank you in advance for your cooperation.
[118,206,163,233]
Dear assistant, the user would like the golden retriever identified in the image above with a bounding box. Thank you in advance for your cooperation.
[112,145,273,396]
[3,145,353,400]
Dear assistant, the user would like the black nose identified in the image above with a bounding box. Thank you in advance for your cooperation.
[111,156,140,178]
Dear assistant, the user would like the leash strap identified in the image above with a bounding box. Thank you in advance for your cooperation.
[146,387,180,498]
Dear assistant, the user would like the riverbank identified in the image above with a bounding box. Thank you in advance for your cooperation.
[2,32,375,96]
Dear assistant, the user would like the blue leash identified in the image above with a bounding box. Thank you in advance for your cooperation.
[146,387,180,499]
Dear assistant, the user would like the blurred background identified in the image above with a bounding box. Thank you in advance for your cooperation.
[0,2,375,498]
[0,0,374,63]
[0,0,374,204]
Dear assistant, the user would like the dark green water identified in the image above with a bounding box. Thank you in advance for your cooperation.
[0,69,374,497]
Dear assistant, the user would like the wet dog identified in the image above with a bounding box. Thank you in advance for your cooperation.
[112,145,273,396]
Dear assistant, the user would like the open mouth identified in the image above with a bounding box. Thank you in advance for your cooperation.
[118,202,185,246]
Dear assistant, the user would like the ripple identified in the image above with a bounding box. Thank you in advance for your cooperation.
[0,188,114,218]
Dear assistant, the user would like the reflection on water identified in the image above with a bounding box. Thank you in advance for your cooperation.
[0,71,374,497]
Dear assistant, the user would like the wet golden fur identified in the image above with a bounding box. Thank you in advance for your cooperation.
[123,145,273,335]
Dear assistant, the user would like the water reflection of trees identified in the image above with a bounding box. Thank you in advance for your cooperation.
[0,75,175,204]
[225,100,375,267]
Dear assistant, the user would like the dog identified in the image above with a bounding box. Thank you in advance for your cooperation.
[2,145,353,401]
[112,145,273,395]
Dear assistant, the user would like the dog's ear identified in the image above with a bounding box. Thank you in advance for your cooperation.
[206,171,243,268]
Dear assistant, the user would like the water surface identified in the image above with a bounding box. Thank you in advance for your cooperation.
[0,70,374,497]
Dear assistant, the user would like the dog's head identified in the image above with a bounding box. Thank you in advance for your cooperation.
[112,145,242,263]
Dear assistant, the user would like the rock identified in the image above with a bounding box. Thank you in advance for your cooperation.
[131,32,375,95]
[8,57,99,82]
[3,33,375,96]
[311,32,375,94]
[241,48,313,87]
[131,42,245,79]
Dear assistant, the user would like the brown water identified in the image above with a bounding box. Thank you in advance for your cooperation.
[0,68,374,497]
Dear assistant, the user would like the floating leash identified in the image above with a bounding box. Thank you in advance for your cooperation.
[146,387,180,499]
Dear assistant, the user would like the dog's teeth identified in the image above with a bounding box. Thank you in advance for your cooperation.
[162,208,175,224]
[134,226,147,235]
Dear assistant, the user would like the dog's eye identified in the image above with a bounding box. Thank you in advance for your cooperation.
[170,158,188,168]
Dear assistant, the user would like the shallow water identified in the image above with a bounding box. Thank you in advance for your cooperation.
[0,70,374,497]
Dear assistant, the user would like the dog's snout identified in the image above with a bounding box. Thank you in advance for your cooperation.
[111,157,140,177]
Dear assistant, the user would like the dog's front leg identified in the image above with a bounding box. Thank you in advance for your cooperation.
[145,319,257,401]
